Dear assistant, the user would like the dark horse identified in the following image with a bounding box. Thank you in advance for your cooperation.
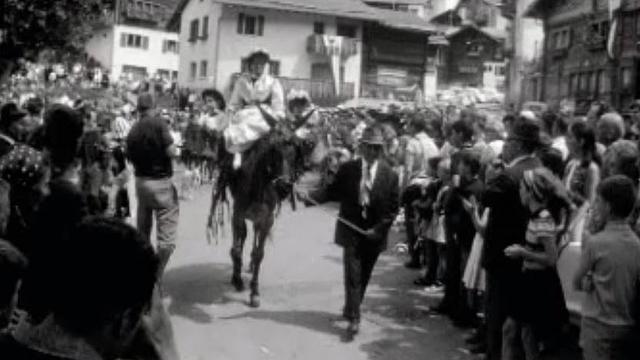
[207,127,299,307]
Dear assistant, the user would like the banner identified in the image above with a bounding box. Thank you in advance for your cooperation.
[323,35,344,95]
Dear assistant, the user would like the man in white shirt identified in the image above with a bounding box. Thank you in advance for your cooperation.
[402,116,438,269]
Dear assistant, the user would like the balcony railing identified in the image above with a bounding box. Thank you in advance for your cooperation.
[231,74,354,107]
[307,35,358,58]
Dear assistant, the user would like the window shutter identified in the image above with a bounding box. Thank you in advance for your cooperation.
[238,13,244,34]
[120,33,127,47]
[257,15,264,36]
[143,37,149,50]
[162,40,167,53]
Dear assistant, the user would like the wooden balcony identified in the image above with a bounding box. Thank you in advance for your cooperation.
[307,35,358,58]
[586,36,606,51]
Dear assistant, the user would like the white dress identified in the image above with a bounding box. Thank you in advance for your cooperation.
[225,73,285,153]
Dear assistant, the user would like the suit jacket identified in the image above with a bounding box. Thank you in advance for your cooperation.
[312,159,399,251]
[482,156,541,272]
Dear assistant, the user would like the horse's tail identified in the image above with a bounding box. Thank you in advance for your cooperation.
[206,166,231,245]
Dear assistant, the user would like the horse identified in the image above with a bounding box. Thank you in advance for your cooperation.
[207,127,298,308]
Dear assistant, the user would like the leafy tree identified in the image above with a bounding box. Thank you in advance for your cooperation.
[0,0,114,82]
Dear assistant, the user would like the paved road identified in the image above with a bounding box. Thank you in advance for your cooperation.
[158,185,580,360]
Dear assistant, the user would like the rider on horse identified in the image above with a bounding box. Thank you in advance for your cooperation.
[225,49,285,169]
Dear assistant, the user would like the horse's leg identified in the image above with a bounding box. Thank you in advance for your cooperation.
[230,212,247,292]
[249,215,273,308]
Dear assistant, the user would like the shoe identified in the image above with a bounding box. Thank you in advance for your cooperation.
[404,260,421,269]
[467,343,486,354]
[464,331,484,345]
[347,320,360,335]
[414,277,434,287]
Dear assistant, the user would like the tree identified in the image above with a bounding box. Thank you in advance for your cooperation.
[0,0,114,82]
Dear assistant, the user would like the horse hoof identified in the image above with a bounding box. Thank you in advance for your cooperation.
[249,295,260,308]
[231,278,245,292]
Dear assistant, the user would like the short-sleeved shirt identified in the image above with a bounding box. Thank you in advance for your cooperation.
[581,221,640,327]
[126,115,174,179]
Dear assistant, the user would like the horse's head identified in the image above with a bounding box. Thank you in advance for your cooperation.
[261,134,298,202]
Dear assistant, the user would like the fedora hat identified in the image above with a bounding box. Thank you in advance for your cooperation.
[509,117,541,145]
[360,126,385,146]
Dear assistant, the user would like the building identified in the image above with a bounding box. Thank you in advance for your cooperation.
[441,26,507,89]
[169,0,438,104]
[524,0,616,112]
[85,0,181,82]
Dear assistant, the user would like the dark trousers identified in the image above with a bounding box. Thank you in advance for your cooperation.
[423,239,444,284]
[441,223,474,320]
[486,269,509,360]
[402,184,422,264]
[343,243,382,321]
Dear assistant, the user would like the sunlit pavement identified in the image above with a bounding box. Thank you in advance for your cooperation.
[156,185,579,360]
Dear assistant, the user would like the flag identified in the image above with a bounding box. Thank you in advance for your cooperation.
[607,17,618,59]
[607,0,622,59]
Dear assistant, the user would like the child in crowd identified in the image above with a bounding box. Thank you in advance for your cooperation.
[413,156,445,288]
[574,175,640,360]
[502,168,571,360]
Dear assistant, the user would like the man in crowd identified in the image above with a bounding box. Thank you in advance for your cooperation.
[574,175,640,360]
[402,115,439,269]
[482,117,542,360]
[126,93,179,280]
[303,126,399,338]
[0,218,159,360]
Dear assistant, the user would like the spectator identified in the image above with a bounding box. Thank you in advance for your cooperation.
[1,218,159,360]
[574,176,640,360]
[0,103,29,157]
[502,168,571,360]
[482,117,543,360]
[597,113,625,153]
[551,113,570,162]
[0,240,27,330]
[126,93,179,280]
[402,115,439,269]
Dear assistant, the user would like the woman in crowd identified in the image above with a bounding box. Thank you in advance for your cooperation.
[565,121,600,244]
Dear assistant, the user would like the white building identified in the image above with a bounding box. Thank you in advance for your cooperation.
[85,0,181,81]
[170,0,376,99]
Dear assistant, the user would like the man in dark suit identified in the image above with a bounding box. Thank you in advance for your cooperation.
[482,117,542,359]
[300,126,399,337]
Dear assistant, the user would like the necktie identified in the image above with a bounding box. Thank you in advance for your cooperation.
[360,162,373,218]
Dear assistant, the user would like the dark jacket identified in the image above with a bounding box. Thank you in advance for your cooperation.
[445,177,484,248]
[312,159,399,251]
[482,156,541,272]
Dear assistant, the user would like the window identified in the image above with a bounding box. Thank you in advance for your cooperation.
[200,61,208,78]
[337,24,357,38]
[313,22,325,35]
[598,70,609,93]
[237,13,265,36]
[241,58,280,76]
[468,43,483,56]
[190,62,197,80]
[553,28,570,49]
[201,16,209,40]
[120,33,149,50]
[189,19,200,42]
[162,40,179,54]
[636,13,640,36]
[591,21,609,38]
[569,74,577,95]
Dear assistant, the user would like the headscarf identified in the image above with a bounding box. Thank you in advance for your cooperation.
[0,145,47,190]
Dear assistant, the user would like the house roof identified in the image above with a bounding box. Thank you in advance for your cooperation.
[445,25,507,42]
[364,0,431,4]
[370,7,438,33]
[169,0,438,33]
